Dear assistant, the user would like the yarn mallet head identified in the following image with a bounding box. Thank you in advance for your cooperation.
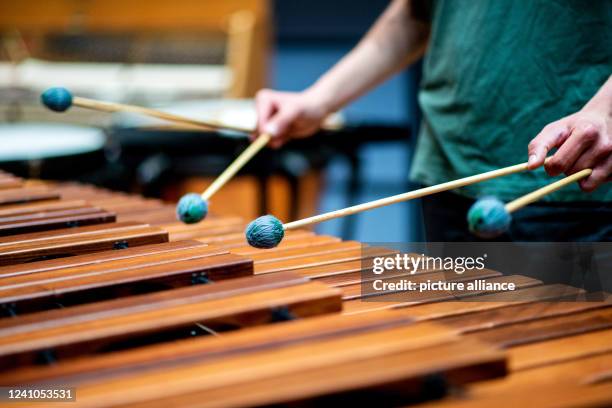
[245,215,285,248]
[176,193,209,224]
[41,87,73,112]
[467,196,511,239]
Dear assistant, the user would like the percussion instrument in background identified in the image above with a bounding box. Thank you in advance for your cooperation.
[40,89,285,224]
[0,171,608,407]
[0,122,107,179]
[108,99,346,222]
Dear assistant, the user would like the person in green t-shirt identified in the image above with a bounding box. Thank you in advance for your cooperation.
[254,0,611,241]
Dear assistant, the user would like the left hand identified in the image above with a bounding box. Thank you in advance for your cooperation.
[528,107,612,192]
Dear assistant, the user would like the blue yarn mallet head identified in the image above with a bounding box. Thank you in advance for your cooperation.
[467,196,512,239]
[176,193,209,224]
[245,215,285,249]
[41,87,73,112]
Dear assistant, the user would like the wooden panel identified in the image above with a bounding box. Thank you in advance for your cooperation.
[162,218,245,241]
[398,284,588,320]
[415,382,612,408]
[0,246,252,314]
[437,295,612,334]
[469,352,612,396]
[230,234,341,256]
[289,259,369,279]
[195,229,315,247]
[250,241,364,265]
[0,222,168,265]
[342,275,543,313]
[0,200,89,217]
[2,310,422,386]
[509,328,612,371]
[0,272,309,333]
[51,336,504,408]
[0,176,23,190]
[162,218,246,233]
[116,208,178,224]
[0,279,341,368]
[0,187,59,206]
[0,208,116,236]
[254,246,396,274]
[468,307,612,348]
[244,241,360,263]
[0,240,207,279]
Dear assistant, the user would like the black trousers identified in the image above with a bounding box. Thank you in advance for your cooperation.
[421,190,612,242]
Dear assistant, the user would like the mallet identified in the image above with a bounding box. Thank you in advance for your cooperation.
[40,87,273,224]
[245,160,548,248]
[467,168,592,238]
[175,133,271,223]
[40,87,251,133]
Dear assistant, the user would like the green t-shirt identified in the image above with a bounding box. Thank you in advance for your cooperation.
[410,0,612,202]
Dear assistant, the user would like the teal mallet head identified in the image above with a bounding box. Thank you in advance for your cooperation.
[41,87,73,112]
[176,193,209,224]
[467,196,511,238]
[245,215,285,248]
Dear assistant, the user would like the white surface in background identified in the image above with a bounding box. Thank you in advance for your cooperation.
[112,99,256,134]
[111,98,345,138]
[0,59,231,103]
[0,122,105,161]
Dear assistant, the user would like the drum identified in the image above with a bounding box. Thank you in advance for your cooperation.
[0,122,107,179]
[108,99,345,218]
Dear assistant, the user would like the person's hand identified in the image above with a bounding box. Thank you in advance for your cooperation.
[527,106,612,192]
[254,89,330,148]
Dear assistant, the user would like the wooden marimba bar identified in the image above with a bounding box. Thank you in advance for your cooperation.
[0,172,609,408]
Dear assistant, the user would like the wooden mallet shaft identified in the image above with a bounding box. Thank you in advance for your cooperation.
[505,168,592,213]
[46,88,275,211]
[282,159,551,230]
[72,96,252,134]
[73,95,272,204]
[75,95,274,201]
[200,133,272,201]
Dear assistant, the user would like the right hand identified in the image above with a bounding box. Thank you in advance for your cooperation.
[255,89,330,148]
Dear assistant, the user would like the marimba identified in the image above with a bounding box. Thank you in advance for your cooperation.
[0,170,610,408]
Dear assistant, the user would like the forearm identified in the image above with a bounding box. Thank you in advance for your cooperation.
[305,0,430,113]
[583,74,612,117]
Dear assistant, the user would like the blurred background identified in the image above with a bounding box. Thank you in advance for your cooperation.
[0,0,424,242]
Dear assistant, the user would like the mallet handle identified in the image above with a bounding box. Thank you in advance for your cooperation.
[283,160,549,230]
[505,168,592,213]
[72,96,252,134]
[201,133,272,201]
